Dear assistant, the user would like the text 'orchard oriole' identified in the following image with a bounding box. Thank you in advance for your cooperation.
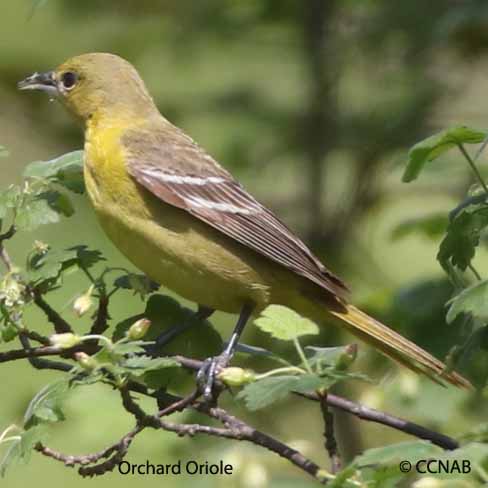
[18,53,471,393]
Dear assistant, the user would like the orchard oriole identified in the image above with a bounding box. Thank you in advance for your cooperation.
[18,53,471,393]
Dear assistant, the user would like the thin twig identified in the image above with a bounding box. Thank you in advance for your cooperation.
[298,391,459,450]
[18,333,72,372]
[457,143,488,194]
[89,294,109,335]
[318,391,341,473]
[0,225,15,271]
[31,288,73,333]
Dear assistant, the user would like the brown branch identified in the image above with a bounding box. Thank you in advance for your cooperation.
[300,391,459,451]
[197,403,326,481]
[35,424,142,477]
[32,288,72,333]
[18,333,73,372]
[0,225,15,271]
[89,294,109,335]
[0,345,460,452]
[173,355,460,451]
[318,391,341,473]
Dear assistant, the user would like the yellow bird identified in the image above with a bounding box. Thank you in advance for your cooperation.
[18,53,471,393]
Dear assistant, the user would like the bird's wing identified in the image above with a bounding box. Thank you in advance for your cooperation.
[123,126,349,298]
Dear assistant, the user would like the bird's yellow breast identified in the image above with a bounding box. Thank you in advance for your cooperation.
[83,117,286,313]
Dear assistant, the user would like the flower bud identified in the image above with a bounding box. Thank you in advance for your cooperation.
[218,367,256,387]
[73,285,94,317]
[74,352,98,371]
[336,343,358,370]
[127,318,151,340]
[50,333,81,349]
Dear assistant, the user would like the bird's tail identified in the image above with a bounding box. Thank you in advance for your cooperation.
[329,303,472,390]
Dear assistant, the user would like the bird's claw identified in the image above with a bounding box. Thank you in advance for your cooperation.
[196,353,230,402]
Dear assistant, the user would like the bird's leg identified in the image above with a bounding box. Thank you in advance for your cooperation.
[197,302,254,401]
[154,304,214,349]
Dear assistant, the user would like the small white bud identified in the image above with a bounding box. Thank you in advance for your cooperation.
[74,352,98,370]
[218,367,256,386]
[127,318,151,340]
[50,333,81,349]
[73,285,94,317]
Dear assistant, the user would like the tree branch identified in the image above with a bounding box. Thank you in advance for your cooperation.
[318,391,341,473]
[31,288,73,333]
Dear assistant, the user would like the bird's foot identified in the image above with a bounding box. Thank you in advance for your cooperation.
[196,352,230,402]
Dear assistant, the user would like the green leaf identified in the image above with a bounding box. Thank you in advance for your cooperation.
[120,355,179,377]
[23,380,69,428]
[403,126,487,182]
[0,323,18,343]
[254,305,318,341]
[0,186,20,220]
[114,273,159,298]
[15,197,60,231]
[460,423,488,443]
[111,341,149,355]
[237,374,324,410]
[113,294,222,359]
[0,426,47,477]
[27,245,104,288]
[437,204,488,272]
[23,150,84,193]
[391,214,448,241]
[0,146,8,158]
[305,345,357,371]
[446,279,488,323]
[40,190,75,217]
[353,440,442,467]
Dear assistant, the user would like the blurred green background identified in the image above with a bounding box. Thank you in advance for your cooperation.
[1,0,488,486]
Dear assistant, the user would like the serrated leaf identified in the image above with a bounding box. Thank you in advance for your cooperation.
[23,380,69,428]
[0,426,47,477]
[437,204,488,272]
[15,197,60,231]
[305,345,355,369]
[111,341,150,355]
[447,279,488,324]
[403,126,487,182]
[391,214,448,241]
[121,355,179,377]
[237,374,324,410]
[23,150,84,194]
[114,273,159,298]
[254,305,318,341]
[26,248,76,284]
[27,245,104,287]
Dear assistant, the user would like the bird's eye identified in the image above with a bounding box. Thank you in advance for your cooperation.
[60,71,78,90]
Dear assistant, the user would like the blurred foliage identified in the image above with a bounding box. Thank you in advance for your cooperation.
[2,0,488,486]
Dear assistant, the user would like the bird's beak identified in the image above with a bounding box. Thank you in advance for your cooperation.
[17,71,58,95]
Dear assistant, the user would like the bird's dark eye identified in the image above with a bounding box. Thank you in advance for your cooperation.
[60,71,78,90]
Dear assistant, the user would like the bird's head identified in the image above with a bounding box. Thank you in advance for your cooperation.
[18,53,158,123]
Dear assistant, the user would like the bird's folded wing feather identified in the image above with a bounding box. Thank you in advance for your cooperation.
[123,126,349,298]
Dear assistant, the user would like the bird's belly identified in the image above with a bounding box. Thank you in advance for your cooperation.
[88,184,277,313]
